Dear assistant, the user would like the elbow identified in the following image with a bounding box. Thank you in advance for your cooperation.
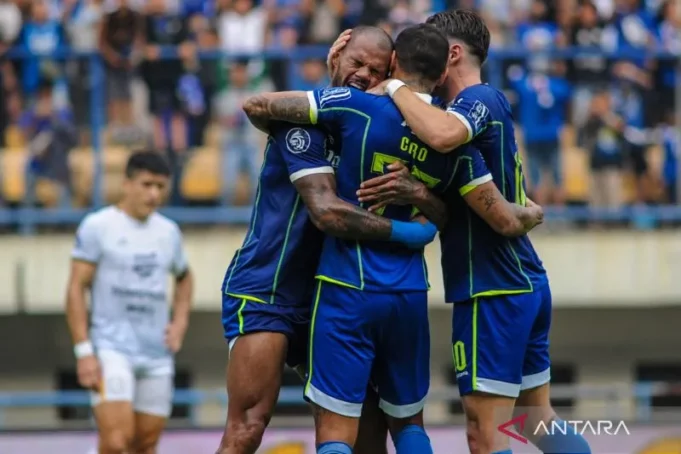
[242,97,258,117]
[495,217,524,238]
[308,206,342,235]
[429,130,459,153]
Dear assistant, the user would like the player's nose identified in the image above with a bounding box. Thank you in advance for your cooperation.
[355,66,371,79]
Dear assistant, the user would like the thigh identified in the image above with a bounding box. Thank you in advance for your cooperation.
[305,281,375,418]
[134,373,174,418]
[451,294,539,398]
[521,283,553,392]
[132,371,173,451]
[92,349,135,407]
[373,291,430,419]
[92,350,136,446]
[227,330,288,420]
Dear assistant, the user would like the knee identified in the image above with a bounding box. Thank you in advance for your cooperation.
[465,417,497,454]
[131,436,158,454]
[100,430,132,454]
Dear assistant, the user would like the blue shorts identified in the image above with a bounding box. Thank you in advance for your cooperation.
[222,294,310,369]
[305,280,430,419]
[451,281,552,398]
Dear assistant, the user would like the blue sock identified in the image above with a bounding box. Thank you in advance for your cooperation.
[394,424,433,454]
[492,450,513,454]
[535,419,591,454]
[317,441,352,454]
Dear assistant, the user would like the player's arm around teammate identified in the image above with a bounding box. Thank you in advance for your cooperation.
[358,159,544,237]
[243,96,440,248]
[326,29,474,155]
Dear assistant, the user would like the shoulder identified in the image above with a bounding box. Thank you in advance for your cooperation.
[77,206,118,237]
[80,206,116,226]
[270,122,327,152]
[150,212,182,235]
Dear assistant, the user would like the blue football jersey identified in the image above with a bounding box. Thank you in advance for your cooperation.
[222,122,338,306]
[307,87,456,292]
[442,84,547,302]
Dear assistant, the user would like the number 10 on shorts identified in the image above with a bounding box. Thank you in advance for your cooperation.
[453,340,467,372]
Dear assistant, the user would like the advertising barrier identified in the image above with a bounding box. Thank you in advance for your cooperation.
[2,426,681,453]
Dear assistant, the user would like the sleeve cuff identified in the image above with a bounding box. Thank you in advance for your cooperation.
[306,91,319,124]
[290,166,335,182]
[447,110,474,143]
[459,173,493,196]
[71,252,98,263]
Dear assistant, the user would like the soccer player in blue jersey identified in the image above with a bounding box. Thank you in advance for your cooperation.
[242,25,459,454]
[217,26,438,454]
[353,10,592,454]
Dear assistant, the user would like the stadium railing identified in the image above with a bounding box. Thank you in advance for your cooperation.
[3,46,680,233]
[0,382,675,429]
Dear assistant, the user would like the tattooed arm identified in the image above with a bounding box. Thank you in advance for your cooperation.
[242,91,312,129]
[293,173,396,240]
[463,182,543,237]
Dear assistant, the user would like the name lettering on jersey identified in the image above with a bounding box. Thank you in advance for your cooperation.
[400,136,428,162]
[469,100,490,129]
[285,128,311,154]
[318,87,351,108]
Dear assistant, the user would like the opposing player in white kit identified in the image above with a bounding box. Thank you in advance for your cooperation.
[65,151,194,454]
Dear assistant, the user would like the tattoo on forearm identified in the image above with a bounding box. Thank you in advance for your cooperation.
[244,95,311,125]
[295,175,393,240]
[477,188,497,212]
[321,203,393,240]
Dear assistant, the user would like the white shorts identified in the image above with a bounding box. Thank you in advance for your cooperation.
[91,349,174,418]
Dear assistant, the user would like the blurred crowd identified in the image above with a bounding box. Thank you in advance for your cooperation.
[0,0,678,215]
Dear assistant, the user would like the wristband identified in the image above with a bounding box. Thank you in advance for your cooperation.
[386,80,406,98]
[74,340,94,359]
[389,220,415,243]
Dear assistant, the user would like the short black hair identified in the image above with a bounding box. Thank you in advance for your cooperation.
[394,24,449,85]
[125,150,171,178]
[348,25,394,54]
[426,10,490,65]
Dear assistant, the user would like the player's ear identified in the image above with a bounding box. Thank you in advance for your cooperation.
[449,43,461,65]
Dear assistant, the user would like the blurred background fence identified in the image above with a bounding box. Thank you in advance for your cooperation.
[1,0,681,451]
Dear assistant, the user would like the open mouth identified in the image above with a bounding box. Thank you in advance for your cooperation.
[347,79,367,91]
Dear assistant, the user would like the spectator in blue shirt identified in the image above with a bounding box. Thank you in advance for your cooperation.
[516,0,561,73]
[17,0,65,100]
[19,78,76,208]
[510,67,571,206]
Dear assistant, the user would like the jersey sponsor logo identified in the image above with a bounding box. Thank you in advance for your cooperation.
[285,128,312,154]
[469,100,489,129]
[132,253,159,279]
[318,87,351,108]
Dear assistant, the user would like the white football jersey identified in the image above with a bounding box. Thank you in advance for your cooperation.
[72,206,188,359]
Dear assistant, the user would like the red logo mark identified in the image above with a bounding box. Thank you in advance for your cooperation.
[497,413,529,444]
